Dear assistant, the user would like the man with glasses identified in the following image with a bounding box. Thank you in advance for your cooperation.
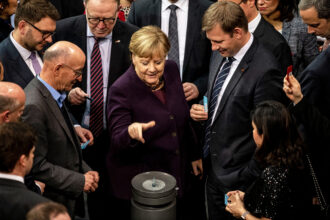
[53,0,138,219]
[0,0,59,88]
[22,41,99,219]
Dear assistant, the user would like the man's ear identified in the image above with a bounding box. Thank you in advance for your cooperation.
[1,110,11,123]
[233,27,243,40]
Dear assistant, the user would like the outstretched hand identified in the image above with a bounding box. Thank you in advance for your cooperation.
[128,121,156,143]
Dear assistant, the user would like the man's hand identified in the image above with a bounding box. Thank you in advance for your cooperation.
[191,159,203,179]
[68,87,88,105]
[128,121,156,144]
[183,82,199,101]
[75,126,94,146]
[84,171,99,193]
[283,75,304,105]
[35,180,45,194]
[190,104,208,121]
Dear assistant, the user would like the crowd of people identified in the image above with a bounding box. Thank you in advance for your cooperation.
[0,0,329,220]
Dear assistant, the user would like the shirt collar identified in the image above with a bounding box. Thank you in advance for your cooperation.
[248,12,261,33]
[37,76,67,107]
[0,173,24,183]
[10,32,36,61]
[86,24,113,40]
[162,0,188,13]
[233,33,254,63]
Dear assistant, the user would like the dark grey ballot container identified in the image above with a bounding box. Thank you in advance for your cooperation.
[131,171,177,220]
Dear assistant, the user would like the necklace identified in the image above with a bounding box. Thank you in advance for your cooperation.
[149,78,164,91]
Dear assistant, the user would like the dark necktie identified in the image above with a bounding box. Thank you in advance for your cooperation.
[203,57,235,158]
[29,51,41,75]
[167,4,180,68]
[89,38,104,137]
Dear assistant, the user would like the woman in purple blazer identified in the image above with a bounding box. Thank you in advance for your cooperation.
[106,26,202,219]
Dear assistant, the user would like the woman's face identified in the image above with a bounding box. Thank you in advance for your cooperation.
[1,0,18,17]
[132,54,166,88]
[257,0,280,16]
[252,122,263,149]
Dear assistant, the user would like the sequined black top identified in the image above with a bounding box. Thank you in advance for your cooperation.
[244,165,311,220]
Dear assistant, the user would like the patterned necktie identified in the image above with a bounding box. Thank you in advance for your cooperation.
[203,57,235,158]
[167,4,180,68]
[89,38,104,137]
[29,51,41,75]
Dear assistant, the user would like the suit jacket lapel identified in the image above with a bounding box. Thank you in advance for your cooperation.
[183,0,198,76]
[6,39,34,84]
[34,79,78,148]
[212,38,257,123]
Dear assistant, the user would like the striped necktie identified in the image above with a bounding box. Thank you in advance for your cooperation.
[203,57,235,158]
[89,38,104,137]
[167,4,180,68]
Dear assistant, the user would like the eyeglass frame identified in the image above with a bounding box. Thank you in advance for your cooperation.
[24,20,56,40]
[86,9,117,25]
[60,63,83,77]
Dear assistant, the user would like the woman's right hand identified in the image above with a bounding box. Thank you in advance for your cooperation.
[190,104,208,121]
[128,121,156,143]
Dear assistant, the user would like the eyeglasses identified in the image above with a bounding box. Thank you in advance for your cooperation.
[25,20,55,40]
[86,10,117,25]
[61,64,83,77]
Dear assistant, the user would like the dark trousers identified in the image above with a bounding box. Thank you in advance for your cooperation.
[82,131,110,220]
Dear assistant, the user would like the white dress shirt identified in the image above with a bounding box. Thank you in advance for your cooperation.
[0,173,24,183]
[211,34,254,124]
[82,25,112,129]
[248,12,261,34]
[10,32,43,76]
[161,0,188,79]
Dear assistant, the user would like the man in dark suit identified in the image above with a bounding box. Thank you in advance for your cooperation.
[190,2,284,219]
[0,122,49,220]
[0,0,60,88]
[128,0,212,101]
[297,0,330,212]
[52,0,138,218]
[22,41,99,219]
[223,0,292,75]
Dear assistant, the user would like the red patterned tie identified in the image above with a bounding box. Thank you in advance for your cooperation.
[89,38,103,137]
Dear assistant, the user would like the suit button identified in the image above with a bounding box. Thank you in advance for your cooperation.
[169,115,174,120]
[172,132,177,137]
[175,149,180,155]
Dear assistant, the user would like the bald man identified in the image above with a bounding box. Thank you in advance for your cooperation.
[0,81,25,123]
[22,41,99,218]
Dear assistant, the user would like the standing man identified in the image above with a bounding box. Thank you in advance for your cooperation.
[53,0,138,219]
[0,0,60,88]
[298,0,330,213]
[0,122,50,220]
[22,41,99,219]
[190,2,284,219]
[128,0,212,101]
[219,0,292,75]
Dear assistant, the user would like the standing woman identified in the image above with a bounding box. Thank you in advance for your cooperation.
[225,101,312,220]
[0,0,17,42]
[107,25,202,219]
[257,0,319,79]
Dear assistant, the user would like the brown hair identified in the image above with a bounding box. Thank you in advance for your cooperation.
[129,25,170,58]
[14,0,60,27]
[0,122,36,172]
[202,1,248,35]
[26,202,69,220]
[0,62,3,81]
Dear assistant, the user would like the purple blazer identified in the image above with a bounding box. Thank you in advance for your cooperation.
[106,60,200,200]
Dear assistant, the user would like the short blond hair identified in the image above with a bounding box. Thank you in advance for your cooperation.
[202,1,248,35]
[129,26,170,58]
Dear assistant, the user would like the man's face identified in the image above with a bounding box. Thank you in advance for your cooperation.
[23,16,56,51]
[85,0,119,38]
[7,92,26,122]
[25,146,35,175]
[57,55,85,92]
[206,23,241,57]
[300,7,330,39]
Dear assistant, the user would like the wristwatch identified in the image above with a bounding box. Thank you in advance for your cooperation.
[241,211,250,219]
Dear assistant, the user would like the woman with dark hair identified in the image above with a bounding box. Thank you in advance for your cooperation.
[0,0,17,42]
[257,0,319,79]
[225,100,312,220]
